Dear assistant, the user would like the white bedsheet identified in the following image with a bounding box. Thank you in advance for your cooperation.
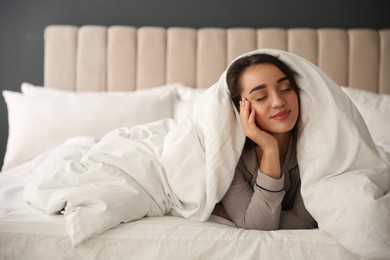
[1,162,360,260]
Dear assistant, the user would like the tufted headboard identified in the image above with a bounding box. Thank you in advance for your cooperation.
[44,25,390,94]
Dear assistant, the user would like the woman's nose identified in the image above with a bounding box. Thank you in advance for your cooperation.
[271,93,285,108]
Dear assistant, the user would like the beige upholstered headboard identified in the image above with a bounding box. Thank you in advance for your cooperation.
[44,25,390,94]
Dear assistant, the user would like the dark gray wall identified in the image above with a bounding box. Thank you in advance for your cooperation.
[1,0,389,167]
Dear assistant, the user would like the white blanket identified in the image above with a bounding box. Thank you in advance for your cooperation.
[24,82,245,246]
[24,49,390,259]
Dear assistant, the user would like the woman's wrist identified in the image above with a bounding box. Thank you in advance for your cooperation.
[257,147,281,179]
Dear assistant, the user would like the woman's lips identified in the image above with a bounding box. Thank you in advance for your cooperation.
[271,110,291,120]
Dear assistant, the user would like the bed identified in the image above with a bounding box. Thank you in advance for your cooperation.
[1,25,390,260]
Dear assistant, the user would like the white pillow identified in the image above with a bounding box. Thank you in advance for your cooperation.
[22,83,203,122]
[2,83,179,170]
[341,86,390,144]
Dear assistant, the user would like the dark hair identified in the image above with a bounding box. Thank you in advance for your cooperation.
[226,53,300,150]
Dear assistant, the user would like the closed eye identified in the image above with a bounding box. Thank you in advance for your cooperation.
[280,82,293,92]
[256,96,267,102]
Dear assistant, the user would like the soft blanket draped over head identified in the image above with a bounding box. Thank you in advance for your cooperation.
[249,49,389,260]
[24,49,389,259]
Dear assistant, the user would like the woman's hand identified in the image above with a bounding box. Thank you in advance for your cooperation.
[240,98,278,150]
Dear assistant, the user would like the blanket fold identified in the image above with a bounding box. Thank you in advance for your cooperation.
[24,49,390,260]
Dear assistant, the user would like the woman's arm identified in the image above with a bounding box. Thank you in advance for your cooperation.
[240,98,281,179]
[221,166,286,230]
[221,98,286,230]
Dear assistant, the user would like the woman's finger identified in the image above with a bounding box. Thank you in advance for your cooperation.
[240,99,249,123]
[241,99,257,137]
[244,99,251,119]
[248,108,255,125]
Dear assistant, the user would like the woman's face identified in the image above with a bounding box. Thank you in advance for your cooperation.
[240,63,299,134]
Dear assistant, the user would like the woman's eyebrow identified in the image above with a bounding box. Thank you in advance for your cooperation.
[249,84,266,94]
[249,76,289,94]
[277,76,288,83]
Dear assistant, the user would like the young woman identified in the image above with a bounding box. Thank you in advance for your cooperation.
[213,53,317,230]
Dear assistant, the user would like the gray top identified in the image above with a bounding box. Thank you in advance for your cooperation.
[222,140,317,230]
